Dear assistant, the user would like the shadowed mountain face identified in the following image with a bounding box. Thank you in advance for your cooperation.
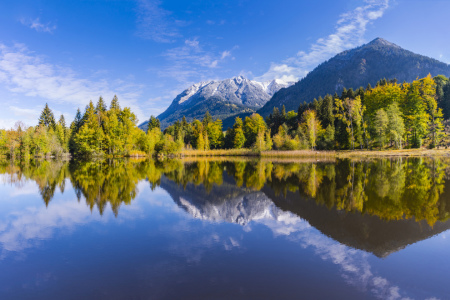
[258,38,450,116]
[140,76,293,130]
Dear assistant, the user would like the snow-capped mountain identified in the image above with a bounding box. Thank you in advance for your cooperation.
[140,76,293,130]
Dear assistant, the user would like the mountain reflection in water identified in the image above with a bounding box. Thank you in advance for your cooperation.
[0,157,449,299]
[2,158,449,226]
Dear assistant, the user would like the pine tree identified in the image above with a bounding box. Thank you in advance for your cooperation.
[202,111,213,127]
[96,96,107,113]
[58,115,66,129]
[38,103,56,130]
[110,95,121,111]
[73,108,83,132]
[147,116,160,132]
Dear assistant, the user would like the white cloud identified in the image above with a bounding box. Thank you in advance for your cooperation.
[0,200,104,254]
[221,50,231,60]
[9,106,40,121]
[0,44,145,127]
[20,18,56,34]
[255,0,390,82]
[135,0,184,43]
[159,39,236,84]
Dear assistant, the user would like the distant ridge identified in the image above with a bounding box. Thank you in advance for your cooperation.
[258,38,450,116]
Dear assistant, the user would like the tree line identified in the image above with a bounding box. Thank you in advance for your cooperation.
[0,96,183,159]
[164,74,449,151]
[1,74,450,159]
[264,74,449,150]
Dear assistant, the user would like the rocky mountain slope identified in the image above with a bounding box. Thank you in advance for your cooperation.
[258,38,450,116]
[140,76,293,130]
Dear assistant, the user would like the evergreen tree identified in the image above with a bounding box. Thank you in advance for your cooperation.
[38,103,56,130]
[110,95,121,111]
[58,115,66,129]
[147,116,160,132]
[202,111,213,127]
[96,96,107,113]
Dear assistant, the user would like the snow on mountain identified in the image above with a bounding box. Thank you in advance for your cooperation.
[174,76,293,108]
[141,76,294,130]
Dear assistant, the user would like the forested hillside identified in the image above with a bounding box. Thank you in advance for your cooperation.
[258,38,450,116]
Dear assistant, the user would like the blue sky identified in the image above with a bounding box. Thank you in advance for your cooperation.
[0,0,449,128]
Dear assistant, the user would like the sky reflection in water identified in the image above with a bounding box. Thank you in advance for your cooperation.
[0,158,449,299]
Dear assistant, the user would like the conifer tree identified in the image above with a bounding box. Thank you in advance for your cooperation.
[147,116,161,132]
[96,96,107,113]
[110,95,121,111]
[38,103,56,129]
[202,111,213,127]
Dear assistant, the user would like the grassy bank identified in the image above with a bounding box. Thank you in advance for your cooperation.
[181,149,258,157]
[336,149,450,158]
[181,148,450,159]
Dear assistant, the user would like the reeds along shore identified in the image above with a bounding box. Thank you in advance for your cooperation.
[179,148,450,158]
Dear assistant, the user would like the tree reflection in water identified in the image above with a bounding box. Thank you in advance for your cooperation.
[1,157,449,225]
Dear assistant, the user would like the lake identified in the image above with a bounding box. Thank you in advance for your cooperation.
[0,157,449,299]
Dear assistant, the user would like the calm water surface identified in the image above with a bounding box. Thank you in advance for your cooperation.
[0,158,449,299]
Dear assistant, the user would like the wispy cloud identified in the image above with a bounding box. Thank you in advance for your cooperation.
[135,0,185,43]
[20,18,57,34]
[158,39,237,84]
[255,0,390,82]
[0,43,145,126]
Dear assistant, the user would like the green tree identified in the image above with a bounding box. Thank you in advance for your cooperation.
[374,109,389,150]
[386,103,405,149]
[232,117,246,149]
[206,119,224,149]
[301,110,323,150]
[147,116,160,132]
[38,104,56,130]
[244,113,267,148]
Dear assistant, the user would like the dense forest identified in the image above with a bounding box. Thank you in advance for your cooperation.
[1,74,450,159]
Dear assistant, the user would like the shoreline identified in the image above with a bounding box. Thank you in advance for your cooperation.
[3,148,450,161]
[180,149,450,158]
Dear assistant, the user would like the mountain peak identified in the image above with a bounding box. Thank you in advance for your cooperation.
[367,37,400,49]
[144,75,293,130]
[258,38,450,116]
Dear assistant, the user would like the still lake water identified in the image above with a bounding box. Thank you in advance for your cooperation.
[0,157,449,299]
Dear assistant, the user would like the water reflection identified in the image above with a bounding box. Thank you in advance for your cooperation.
[0,158,449,299]
[2,158,449,226]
